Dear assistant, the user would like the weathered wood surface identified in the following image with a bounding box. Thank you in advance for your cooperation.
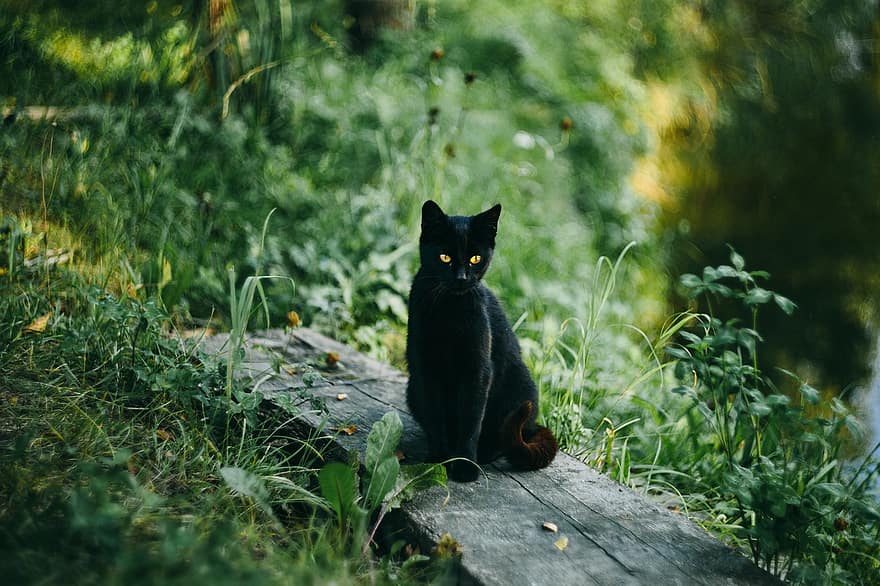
[202,328,779,586]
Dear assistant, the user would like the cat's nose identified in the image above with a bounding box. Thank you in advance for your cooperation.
[455,267,467,281]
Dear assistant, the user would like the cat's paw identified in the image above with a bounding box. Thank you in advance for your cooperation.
[447,460,480,482]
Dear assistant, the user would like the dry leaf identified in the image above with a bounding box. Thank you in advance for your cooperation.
[156,429,173,441]
[553,536,569,551]
[286,310,301,328]
[325,351,340,367]
[542,522,558,533]
[335,392,348,401]
[394,449,406,461]
[286,368,297,375]
[332,425,357,436]
[23,312,52,334]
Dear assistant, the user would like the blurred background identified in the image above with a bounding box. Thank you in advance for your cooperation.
[2,1,879,431]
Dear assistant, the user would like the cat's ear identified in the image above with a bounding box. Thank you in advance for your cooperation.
[474,203,502,241]
[421,200,447,234]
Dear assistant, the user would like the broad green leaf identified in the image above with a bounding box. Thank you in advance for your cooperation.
[679,330,703,345]
[365,412,403,475]
[773,294,797,315]
[679,273,703,292]
[747,401,772,417]
[389,463,448,508]
[744,287,773,306]
[729,248,745,271]
[364,455,399,512]
[319,461,358,525]
[715,265,738,279]
[799,384,820,405]
[764,394,790,408]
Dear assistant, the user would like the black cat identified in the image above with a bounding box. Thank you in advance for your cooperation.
[405,200,558,482]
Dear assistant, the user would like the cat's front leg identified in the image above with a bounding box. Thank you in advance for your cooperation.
[407,378,451,463]
[447,370,490,482]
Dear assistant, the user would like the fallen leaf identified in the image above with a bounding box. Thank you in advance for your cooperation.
[23,312,52,334]
[156,429,173,441]
[542,522,558,533]
[335,392,348,401]
[394,449,406,461]
[332,425,357,436]
[325,351,340,368]
[554,536,569,551]
[286,310,301,328]
[286,368,297,375]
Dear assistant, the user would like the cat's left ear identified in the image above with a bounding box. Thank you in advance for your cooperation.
[474,204,502,241]
[420,200,448,242]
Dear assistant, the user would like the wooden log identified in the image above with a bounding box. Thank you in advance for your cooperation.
[203,328,779,585]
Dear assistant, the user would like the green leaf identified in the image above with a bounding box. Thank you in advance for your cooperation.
[773,294,797,315]
[319,461,358,525]
[364,455,400,512]
[715,265,739,279]
[679,273,703,293]
[365,412,403,476]
[747,401,772,417]
[390,463,448,508]
[744,287,773,306]
[361,412,404,513]
[729,248,745,271]
[800,384,820,405]
[666,346,692,360]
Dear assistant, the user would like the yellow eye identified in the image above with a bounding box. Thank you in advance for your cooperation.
[439,253,452,263]
[469,255,482,265]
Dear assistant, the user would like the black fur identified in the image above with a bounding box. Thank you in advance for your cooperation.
[405,200,557,482]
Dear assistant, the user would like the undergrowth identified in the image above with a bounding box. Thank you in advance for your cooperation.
[535,247,880,583]
[0,262,438,584]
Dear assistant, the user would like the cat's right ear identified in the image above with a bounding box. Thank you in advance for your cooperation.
[421,200,446,235]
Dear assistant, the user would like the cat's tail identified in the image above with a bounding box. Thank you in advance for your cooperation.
[502,400,558,470]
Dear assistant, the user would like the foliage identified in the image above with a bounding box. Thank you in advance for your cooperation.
[0,0,666,359]
[0,265,368,584]
[666,250,880,582]
[318,411,447,560]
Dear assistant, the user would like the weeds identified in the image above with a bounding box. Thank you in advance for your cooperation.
[0,264,360,584]
[662,250,880,581]
[536,245,880,583]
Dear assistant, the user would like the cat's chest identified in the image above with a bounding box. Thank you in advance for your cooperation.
[421,299,489,336]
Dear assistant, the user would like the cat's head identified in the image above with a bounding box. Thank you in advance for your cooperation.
[417,200,501,293]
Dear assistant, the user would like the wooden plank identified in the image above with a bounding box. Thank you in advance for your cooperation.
[205,328,778,585]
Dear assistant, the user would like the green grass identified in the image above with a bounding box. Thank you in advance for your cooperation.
[0,269,371,584]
